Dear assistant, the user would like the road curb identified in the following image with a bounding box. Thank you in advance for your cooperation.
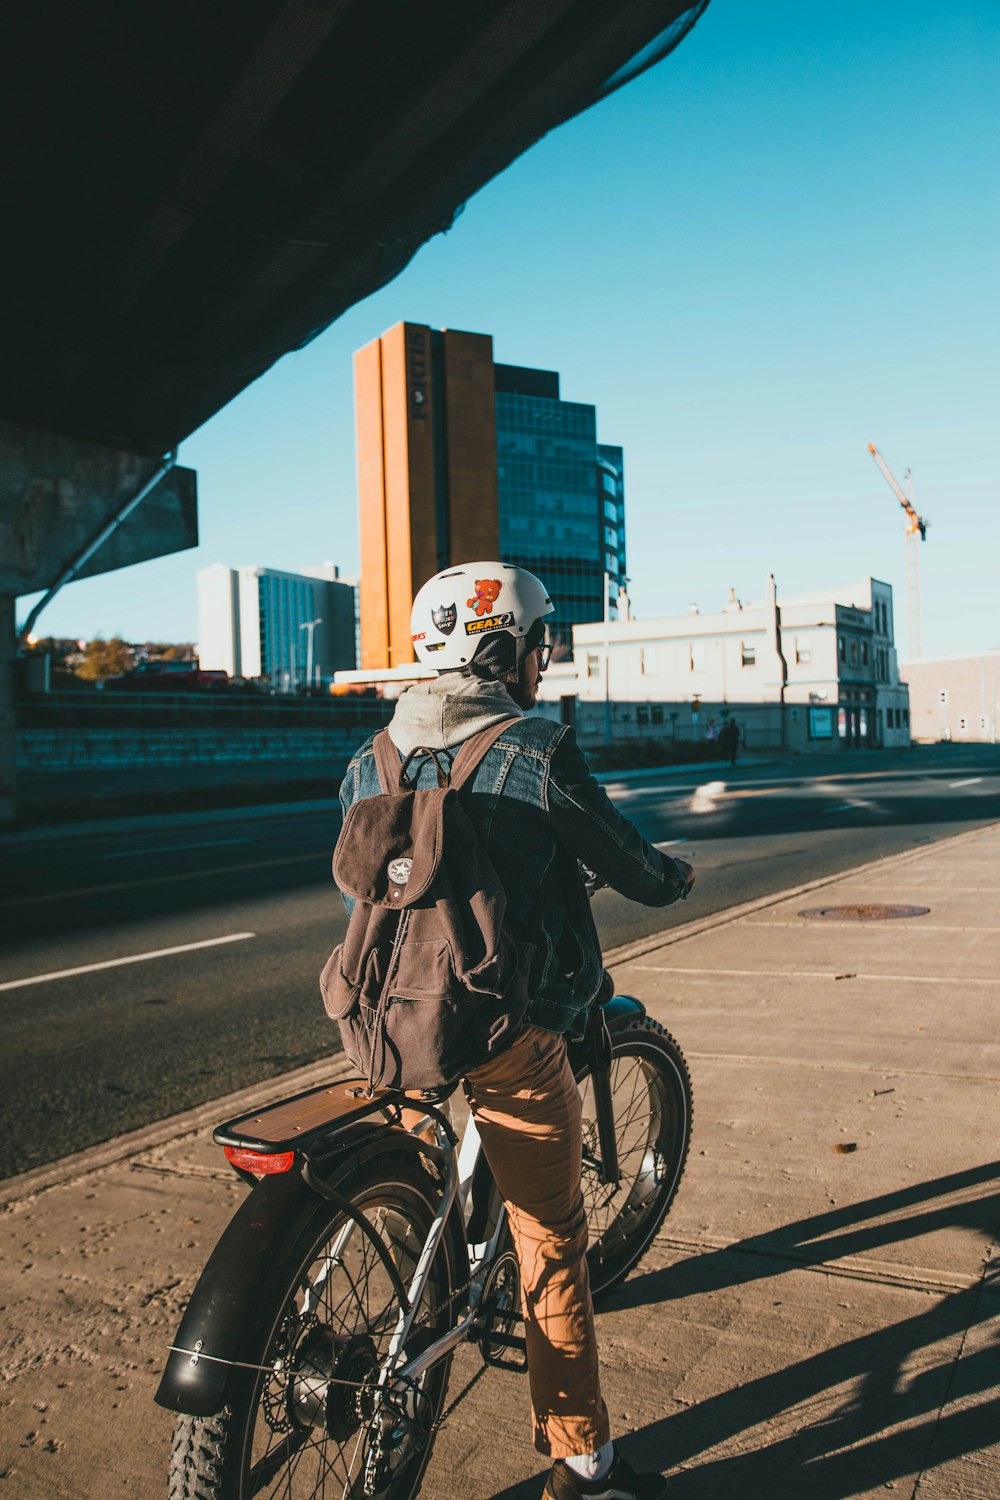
[0,1053,356,1209]
[5,818,996,1210]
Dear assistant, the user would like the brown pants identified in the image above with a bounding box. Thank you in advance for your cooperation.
[464,1025,611,1458]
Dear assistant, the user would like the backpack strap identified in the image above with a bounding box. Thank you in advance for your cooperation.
[372,728,404,794]
[372,716,518,794]
[447,717,520,792]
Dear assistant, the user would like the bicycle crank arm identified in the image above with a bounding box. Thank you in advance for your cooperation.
[391,1309,478,1385]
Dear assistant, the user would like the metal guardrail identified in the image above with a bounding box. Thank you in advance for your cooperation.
[16,692,395,731]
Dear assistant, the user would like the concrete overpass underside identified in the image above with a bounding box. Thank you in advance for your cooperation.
[0,0,710,821]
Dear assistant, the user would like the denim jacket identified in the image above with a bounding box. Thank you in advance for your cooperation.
[338,687,687,1038]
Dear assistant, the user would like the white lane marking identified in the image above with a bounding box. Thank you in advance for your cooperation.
[950,778,983,788]
[0,932,256,993]
[690,780,727,814]
[103,837,250,860]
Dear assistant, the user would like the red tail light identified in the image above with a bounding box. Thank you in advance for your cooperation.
[224,1145,295,1175]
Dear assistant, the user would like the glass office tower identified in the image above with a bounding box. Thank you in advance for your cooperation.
[495,363,626,659]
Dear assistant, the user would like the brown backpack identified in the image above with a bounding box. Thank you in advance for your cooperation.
[320,720,534,1092]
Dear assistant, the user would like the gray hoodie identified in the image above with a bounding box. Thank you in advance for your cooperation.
[387,673,522,756]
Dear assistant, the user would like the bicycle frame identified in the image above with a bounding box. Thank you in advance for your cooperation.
[155,993,645,1421]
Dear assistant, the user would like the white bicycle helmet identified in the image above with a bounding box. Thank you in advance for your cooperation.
[410,560,553,670]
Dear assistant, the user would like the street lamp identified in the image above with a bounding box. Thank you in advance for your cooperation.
[300,618,322,691]
[603,571,629,744]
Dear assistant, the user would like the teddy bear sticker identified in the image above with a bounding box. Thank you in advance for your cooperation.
[467,579,502,616]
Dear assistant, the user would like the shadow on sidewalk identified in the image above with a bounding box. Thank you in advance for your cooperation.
[487,1161,1000,1500]
[606,1159,1000,1311]
[630,1281,1000,1499]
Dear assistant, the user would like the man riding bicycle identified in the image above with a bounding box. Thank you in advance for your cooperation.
[338,561,694,1500]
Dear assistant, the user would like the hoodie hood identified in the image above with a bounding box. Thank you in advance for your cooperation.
[387,673,522,756]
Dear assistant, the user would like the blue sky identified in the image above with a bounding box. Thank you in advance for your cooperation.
[22,0,999,659]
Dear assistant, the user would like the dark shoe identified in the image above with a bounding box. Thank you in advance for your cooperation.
[543,1445,668,1500]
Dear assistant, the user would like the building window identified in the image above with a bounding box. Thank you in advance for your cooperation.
[838,636,846,662]
[939,689,948,705]
[651,704,664,725]
[795,636,811,664]
[741,642,756,667]
[861,641,869,666]
[602,472,616,495]
[637,705,649,726]
[849,639,859,666]
[605,525,617,547]
[587,653,600,678]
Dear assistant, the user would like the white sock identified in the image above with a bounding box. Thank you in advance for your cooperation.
[564,1440,614,1482]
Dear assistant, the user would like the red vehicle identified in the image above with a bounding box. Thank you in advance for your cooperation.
[104,660,229,692]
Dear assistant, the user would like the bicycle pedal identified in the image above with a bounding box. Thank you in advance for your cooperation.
[480,1328,528,1371]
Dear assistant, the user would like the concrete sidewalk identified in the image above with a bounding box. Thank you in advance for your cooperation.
[2,825,999,1498]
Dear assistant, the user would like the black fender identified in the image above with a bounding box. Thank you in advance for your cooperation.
[466,993,647,1242]
[566,992,646,1078]
[155,1125,467,1418]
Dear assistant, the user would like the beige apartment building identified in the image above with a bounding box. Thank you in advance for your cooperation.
[563,576,909,752]
[901,653,1000,743]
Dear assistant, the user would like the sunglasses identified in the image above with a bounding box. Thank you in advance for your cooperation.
[536,642,553,669]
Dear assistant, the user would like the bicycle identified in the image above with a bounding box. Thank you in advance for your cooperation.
[156,992,692,1499]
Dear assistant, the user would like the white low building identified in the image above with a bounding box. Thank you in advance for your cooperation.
[557,576,909,753]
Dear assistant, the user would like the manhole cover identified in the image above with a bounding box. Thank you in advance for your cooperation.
[800,903,930,921]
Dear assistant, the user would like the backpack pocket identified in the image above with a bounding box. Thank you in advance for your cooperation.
[387,939,456,1004]
[320,945,384,1022]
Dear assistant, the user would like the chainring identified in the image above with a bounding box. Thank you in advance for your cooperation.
[478,1249,526,1370]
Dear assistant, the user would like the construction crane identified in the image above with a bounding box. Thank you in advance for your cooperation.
[867,441,930,660]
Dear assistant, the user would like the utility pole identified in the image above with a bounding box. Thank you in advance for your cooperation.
[867,442,929,660]
[300,618,322,692]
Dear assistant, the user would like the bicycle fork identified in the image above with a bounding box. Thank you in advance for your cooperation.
[587,1006,621,1186]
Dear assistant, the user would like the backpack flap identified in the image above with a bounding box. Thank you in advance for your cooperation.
[332,788,447,907]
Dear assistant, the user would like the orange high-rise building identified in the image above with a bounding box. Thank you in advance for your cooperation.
[354,323,500,670]
[354,321,628,671]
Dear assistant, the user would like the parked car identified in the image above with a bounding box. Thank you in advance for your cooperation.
[103,660,229,691]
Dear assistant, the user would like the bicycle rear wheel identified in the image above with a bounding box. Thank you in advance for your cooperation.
[578,1017,692,1297]
[168,1151,454,1500]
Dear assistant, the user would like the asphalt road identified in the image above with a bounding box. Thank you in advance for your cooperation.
[2,744,999,1176]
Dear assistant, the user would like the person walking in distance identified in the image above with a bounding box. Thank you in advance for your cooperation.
[337,562,694,1500]
[718,717,740,768]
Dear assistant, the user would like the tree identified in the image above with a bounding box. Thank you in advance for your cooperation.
[75,636,133,681]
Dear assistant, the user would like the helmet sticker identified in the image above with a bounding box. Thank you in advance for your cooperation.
[467,579,502,617]
[388,857,413,885]
[465,611,515,636]
[431,602,457,635]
